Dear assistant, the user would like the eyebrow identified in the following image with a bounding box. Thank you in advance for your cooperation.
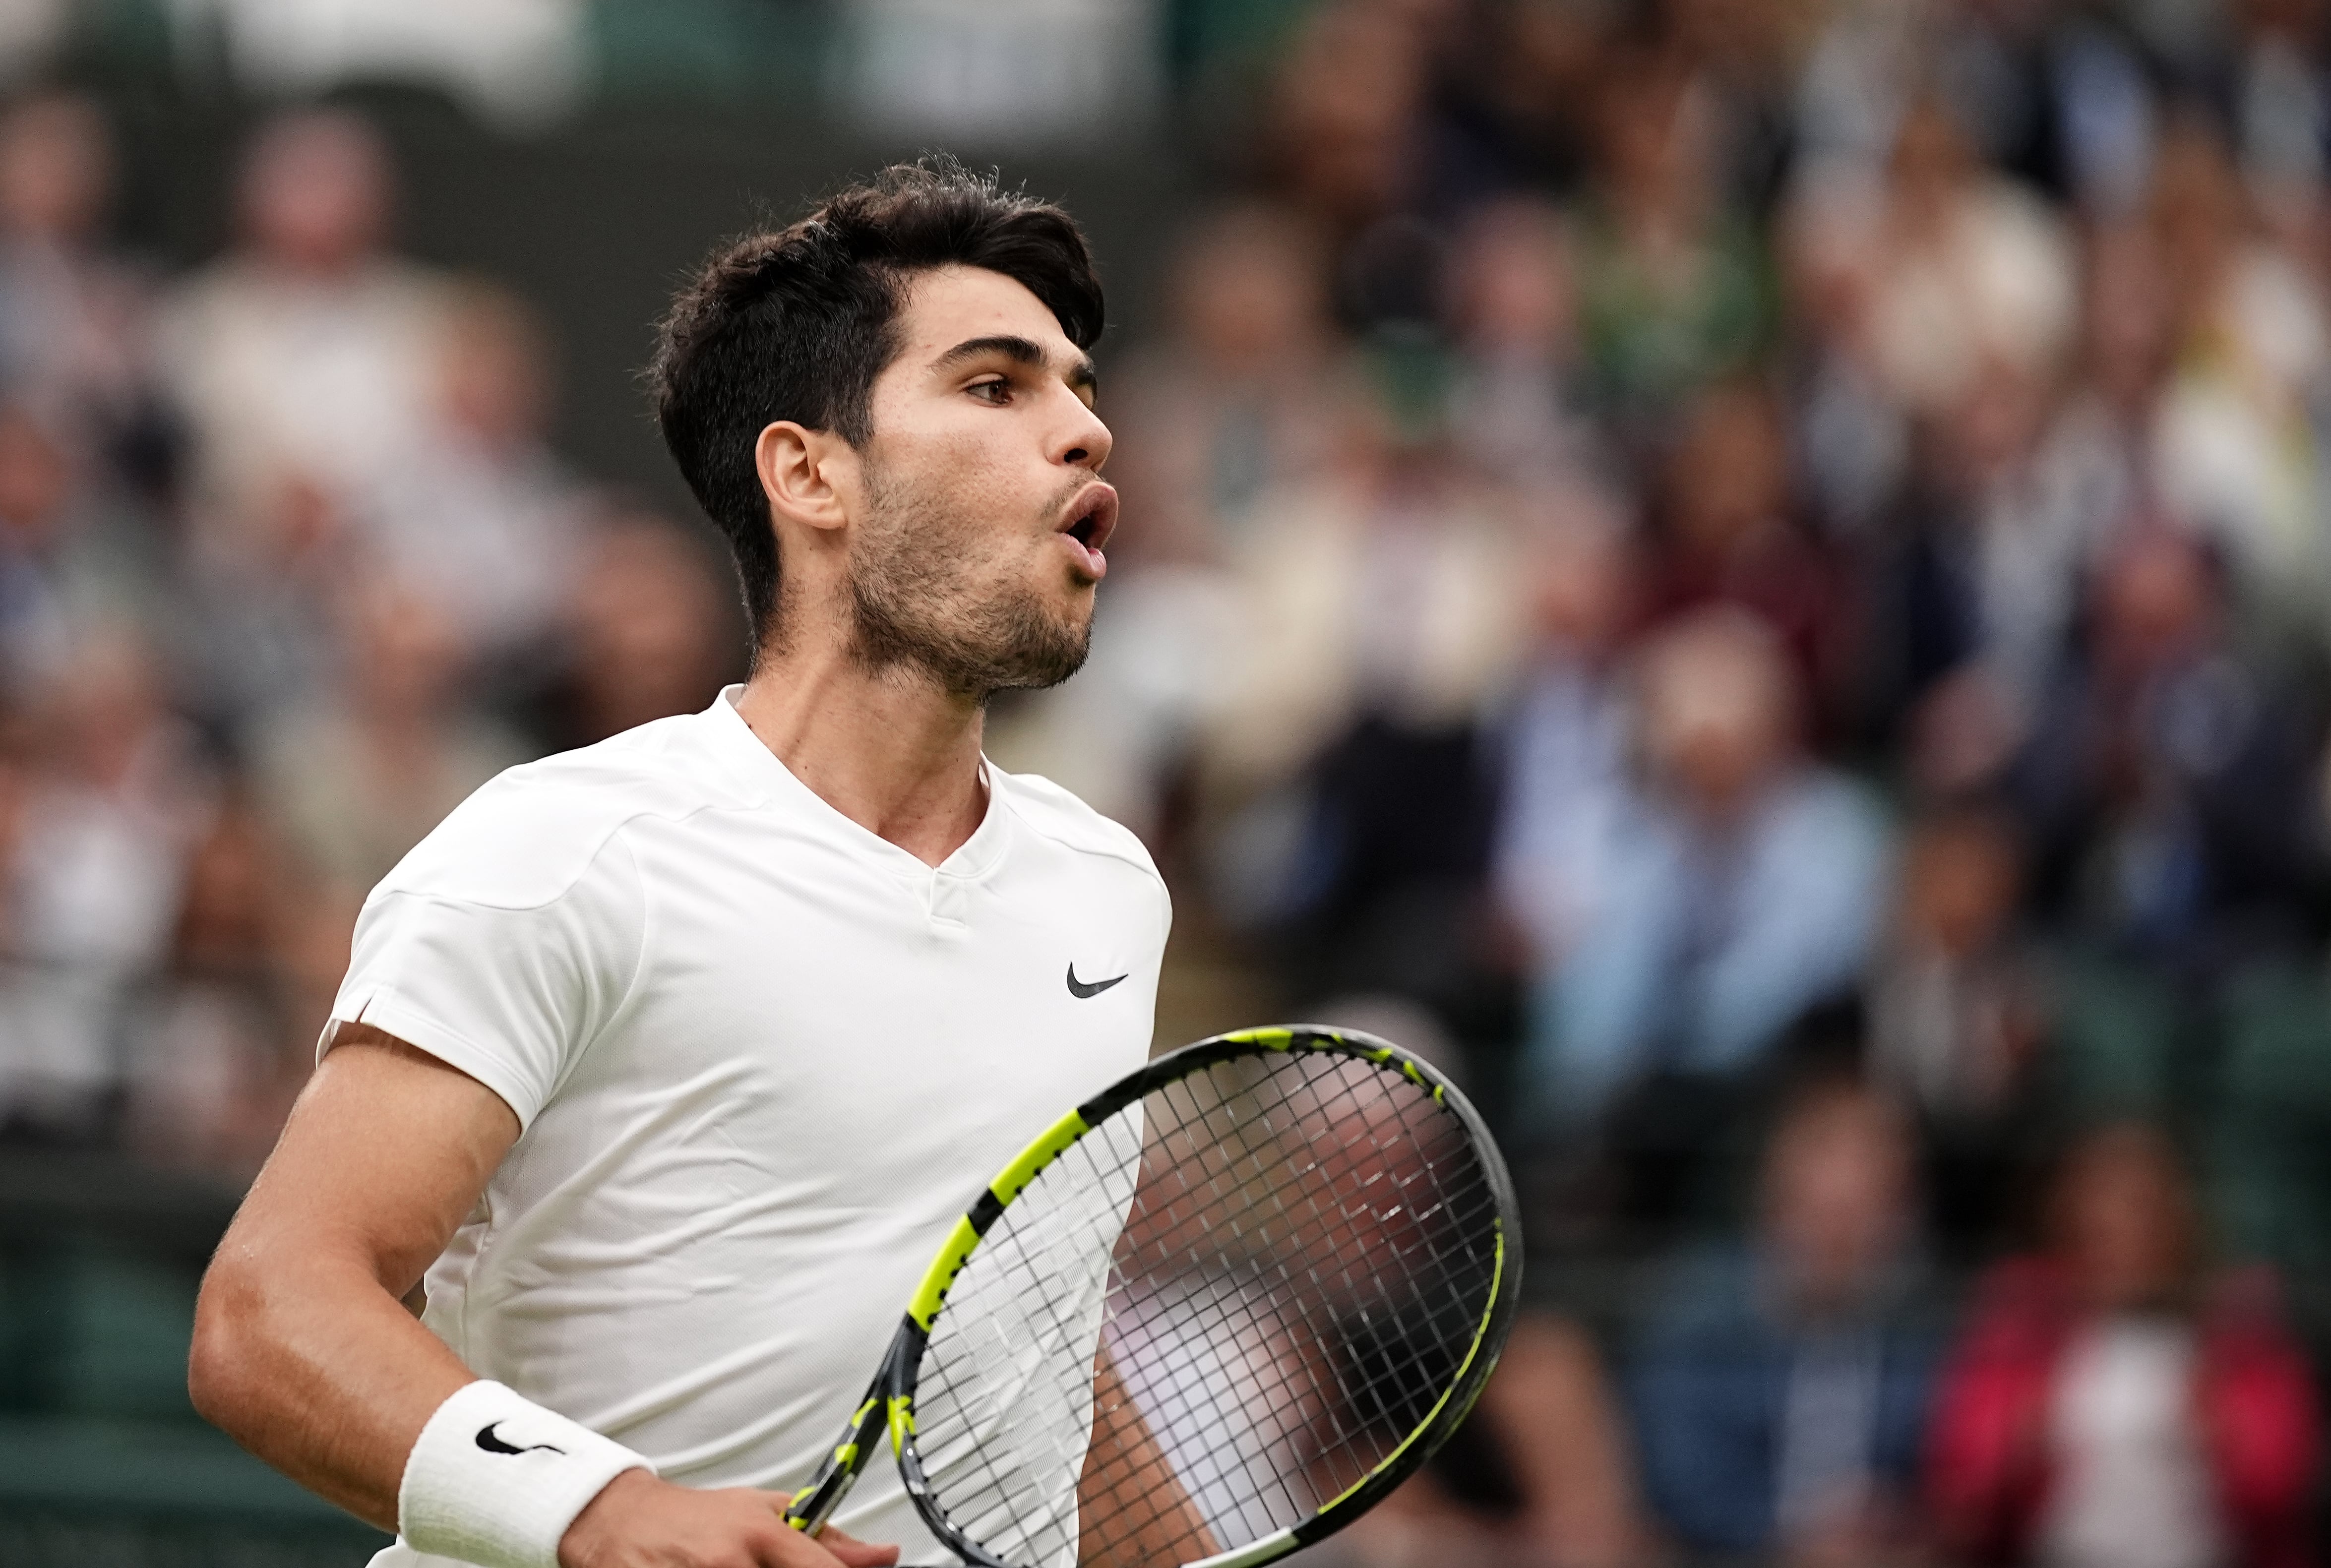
[931,333,1097,392]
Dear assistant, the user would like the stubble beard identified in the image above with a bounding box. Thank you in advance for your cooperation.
[846,464,1094,701]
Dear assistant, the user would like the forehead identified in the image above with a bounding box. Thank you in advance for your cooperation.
[890,264,1077,366]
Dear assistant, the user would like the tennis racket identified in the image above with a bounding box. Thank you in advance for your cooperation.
[782,1024,1521,1568]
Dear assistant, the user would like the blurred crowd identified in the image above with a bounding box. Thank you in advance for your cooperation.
[999,0,2331,1563]
[0,95,742,1169]
[7,0,2331,1563]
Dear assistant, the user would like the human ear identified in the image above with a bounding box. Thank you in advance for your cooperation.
[754,421,856,535]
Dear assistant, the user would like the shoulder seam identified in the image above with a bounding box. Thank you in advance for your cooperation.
[549,829,653,1105]
[373,794,746,913]
[998,787,1164,888]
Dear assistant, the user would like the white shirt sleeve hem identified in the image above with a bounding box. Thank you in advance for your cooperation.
[319,988,544,1133]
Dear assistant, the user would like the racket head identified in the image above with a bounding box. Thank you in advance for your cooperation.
[889,1025,1523,1568]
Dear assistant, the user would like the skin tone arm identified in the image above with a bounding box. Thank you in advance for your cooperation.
[190,1026,894,1568]
[1077,1347,1218,1567]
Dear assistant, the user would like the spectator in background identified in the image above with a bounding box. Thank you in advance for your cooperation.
[1198,368,1528,1013]
[0,89,166,497]
[1653,0,1800,216]
[155,108,446,558]
[1107,203,1352,565]
[1266,0,1426,235]
[537,513,738,752]
[1638,377,1856,741]
[156,110,450,748]
[1780,175,1909,543]
[366,281,588,670]
[1263,0,1439,325]
[1525,607,1889,1144]
[1927,1121,2319,1568]
[1459,0,1604,197]
[253,576,523,902]
[1342,1313,1658,1568]
[173,468,347,744]
[1628,1077,1943,1566]
[2011,527,2326,965]
[1199,372,1527,804]
[1469,1315,1659,1568]
[2041,222,2176,572]
[2230,0,2331,250]
[1829,90,2078,425]
[1871,224,2182,788]
[1573,45,1768,452]
[1863,359,2089,739]
[1443,197,1613,500]
[1897,220,2184,748]
[1867,804,2048,1258]
[1493,504,1639,975]
[0,624,209,1140]
[1867,808,2040,1119]
[123,791,301,1180]
[0,398,159,699]
[2147,110,2331,637]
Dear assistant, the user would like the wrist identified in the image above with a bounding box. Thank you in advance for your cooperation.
[558,1468,664,1568]
[399,1380,654,1568]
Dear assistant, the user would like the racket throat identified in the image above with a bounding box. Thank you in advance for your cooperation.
[784,1378,894,1534]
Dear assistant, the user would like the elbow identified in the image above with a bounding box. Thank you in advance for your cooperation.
[188,1251,262,1435]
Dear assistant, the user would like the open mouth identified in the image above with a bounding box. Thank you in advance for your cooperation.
[1058,484,1118,578]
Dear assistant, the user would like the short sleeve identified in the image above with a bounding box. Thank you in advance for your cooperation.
[322,822,646,1132]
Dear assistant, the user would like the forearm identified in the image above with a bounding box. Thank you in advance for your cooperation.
[1078,1350,1215,1566]
[181,1036,896,1568]
[190,1028,519,1533]
[192,1240,475,1530]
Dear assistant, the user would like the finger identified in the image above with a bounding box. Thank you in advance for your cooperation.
[814,1526,900,1568]
[747,1521,847,1568]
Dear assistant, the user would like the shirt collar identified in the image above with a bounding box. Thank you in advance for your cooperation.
[698,685,1011,883]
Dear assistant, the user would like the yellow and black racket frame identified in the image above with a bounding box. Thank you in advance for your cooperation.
[783,1024,1524,1568]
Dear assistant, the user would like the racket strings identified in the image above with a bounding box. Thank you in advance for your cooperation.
[1079,1060,1493,1559]
[912,1118,1146,1562]
[911,1053,1501,1568]
[1092,1067,1496,1560]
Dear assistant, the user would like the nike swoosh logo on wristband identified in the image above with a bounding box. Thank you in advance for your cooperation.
[476,1422,567,1456]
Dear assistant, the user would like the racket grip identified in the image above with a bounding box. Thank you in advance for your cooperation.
[784,1391,889,1535]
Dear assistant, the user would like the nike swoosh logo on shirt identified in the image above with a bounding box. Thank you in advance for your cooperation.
[1066,964,1127,999]
[476,1422,566,1457]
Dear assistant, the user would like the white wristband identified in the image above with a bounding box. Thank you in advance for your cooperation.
[398,1380,655,1568]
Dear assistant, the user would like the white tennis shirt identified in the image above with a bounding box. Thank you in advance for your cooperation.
[324,687,1170,1567]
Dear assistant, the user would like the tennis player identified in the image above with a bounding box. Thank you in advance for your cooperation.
[189,161,1171,1568]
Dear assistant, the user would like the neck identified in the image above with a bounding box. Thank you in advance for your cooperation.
[733,637,989,868]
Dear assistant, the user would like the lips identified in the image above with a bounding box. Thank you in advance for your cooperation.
[1057,482,1118,581]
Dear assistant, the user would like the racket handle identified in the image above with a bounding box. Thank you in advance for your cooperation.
[784,1390,889,1535]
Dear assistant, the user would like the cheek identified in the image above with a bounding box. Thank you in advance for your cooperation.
[912,434,1036,535]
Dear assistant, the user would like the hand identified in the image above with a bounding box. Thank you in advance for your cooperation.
[560,1469,900,1568]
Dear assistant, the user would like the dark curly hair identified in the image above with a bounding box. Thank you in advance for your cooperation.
[648,158,1105,659]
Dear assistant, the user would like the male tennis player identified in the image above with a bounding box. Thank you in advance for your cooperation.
[190,161,1171,1568]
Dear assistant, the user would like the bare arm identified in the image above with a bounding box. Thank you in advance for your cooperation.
[191,1025,896,1568]
[1077,1348,1218,1568]
[190,1025,512,1528]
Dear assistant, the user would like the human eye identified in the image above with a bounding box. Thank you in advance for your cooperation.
[967,376,1013,405]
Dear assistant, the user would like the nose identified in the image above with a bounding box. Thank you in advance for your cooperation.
[1053,387,1112,473]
